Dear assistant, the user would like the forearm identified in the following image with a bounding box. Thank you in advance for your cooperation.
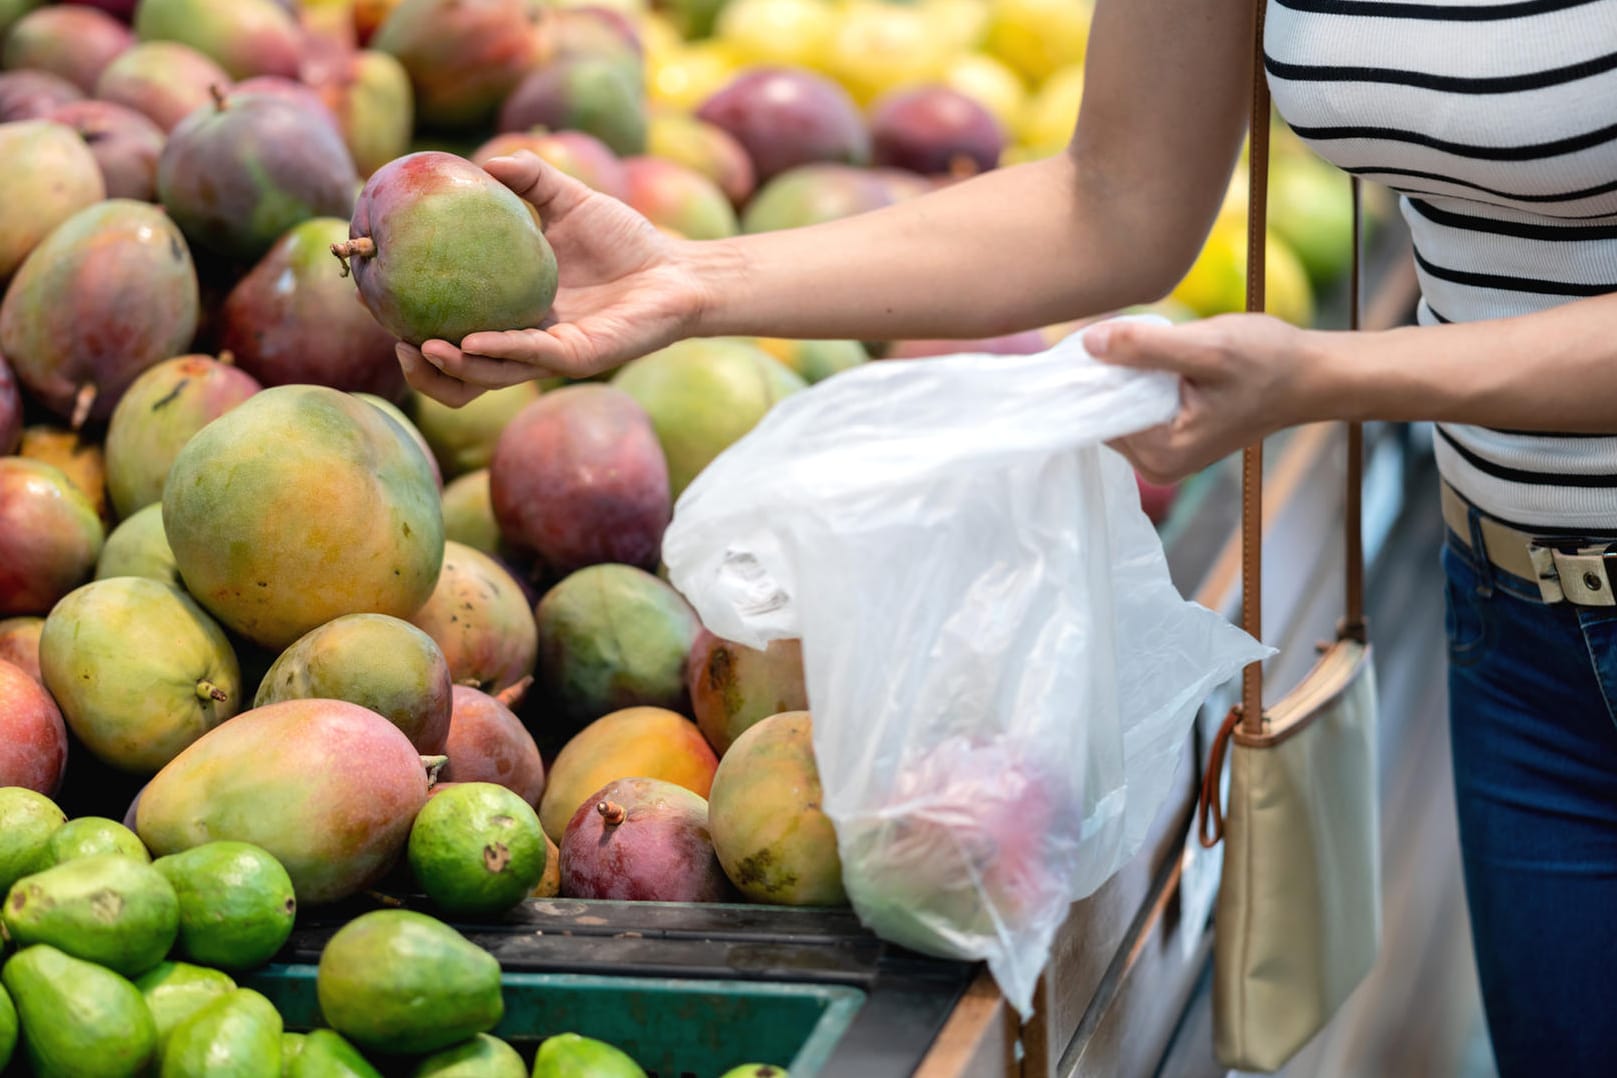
[1308,293,1617,432]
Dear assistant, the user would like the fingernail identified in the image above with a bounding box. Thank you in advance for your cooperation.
[1083,326,1112,357]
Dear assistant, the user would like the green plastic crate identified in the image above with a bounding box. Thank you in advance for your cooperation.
[245,964,864,1078]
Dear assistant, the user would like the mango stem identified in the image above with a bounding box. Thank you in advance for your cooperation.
[209,82,228,110]
[330,237,376,278]
[195,679,228,703]
[495,676,534,709]
[70,383,96,432]
[597,800,626,826]
[420,755,449,785]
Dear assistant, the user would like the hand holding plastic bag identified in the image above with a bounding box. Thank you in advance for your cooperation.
[663,317,1269,1015]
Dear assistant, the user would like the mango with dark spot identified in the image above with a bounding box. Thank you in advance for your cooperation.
[0,200,199,424]
[133,0,302,80]
[158,90,358,261]
[47,100,166,202]
[255,613,452,754]
[410,542,536,694]
[94,41,230,133]
[559,776,734,902]
[2,854,180,977]
[709,712,845,906]
[0,119,105,280]
[2,6,132,93]
[490,385,670,577]
[372,0,546,130]
[162,385,443,650]
[0,458,104,617]
[499,55,646,157]
[686,630,808,756]
[136,699,435,904]
[104,354,261,520]
[440,684,545,806]
[538,706,716,843]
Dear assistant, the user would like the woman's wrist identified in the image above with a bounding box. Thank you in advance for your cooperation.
[676,236,753,340]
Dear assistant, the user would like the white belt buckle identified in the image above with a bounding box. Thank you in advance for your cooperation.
[1534,544,1617,606]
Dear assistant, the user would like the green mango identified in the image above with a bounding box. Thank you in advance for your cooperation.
[2,944,158,1078]
[44,816,149,865]
[95,504,184,589]
[291,1029,382,1078]
[0,982,15,1071]
[161,987,282,1077]
[411,1033,525,1077]
[154,841,297,972]
[135,962,237,1054]
[0,788,66,892]
[282,1032,307,1075]
[439,471,499,556]
[530,1033,647,1078]
[316,910,502,1055]
[3,854,179,977]
[718,1067,791,1078]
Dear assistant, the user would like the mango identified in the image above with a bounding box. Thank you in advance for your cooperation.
[3,6,132,92]
[531,1034,646,1078]
[408,781,546,916]
[885,329,1046,359]
[0,200,200,424]
[137,699,435,903]
[0,120,105,280]
[539,706,716,842]
[0,69,81,123]
[410,381,542,479]
[314,49,414,178]
[47,100,166,202]
[441,471,500,555]
[709,712,844,905]
[135,962,237,1054]
[356,393,442,488]
[741,163,897,233]
[469,129,628,200]
[624,155,736,240]
[373,0,547,129]
[718,1067,789,1078]
[96,504,183,588]
[255,613,452,754]
[870,86,1004,177]
[105,355,263,519]
[158,89,358,261]
[18,424,108,521]
[441,684,546,806]
[0,787,66,892]
[162,987,283,1077]
[559,776,733,902]
[2,944,157,1078]
[316,910,503,1055]
[41,577,240,774]
[534,565,701,736]
[0,0,43,38]
[220,218,403,399]
[490,386,670,577]
[612,338,805,497]
[134,0,302,80]
[409,543,536,695]
[336,151,557,347]
[3,854,180,977]
[0,981,13,1071]
[0,660,67,794]
[282,1031,306,1071]
[697,68,868,182]
[647,111,754,206]
[530,833,561,898]
[162,384,444,650]
[43,816,149,865]
[0,458,104,617]
[412,1033,525,1078]
[753,337,867,384]
[0,617,43,682]
[686,632,808,756]
[292,1030,382,1077]
[154,841,297,971]
[499,56,646,157]
[0,351,18,454]
[94,41,231,133]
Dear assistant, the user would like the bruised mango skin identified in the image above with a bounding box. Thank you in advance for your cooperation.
[162,385,444,651]
[0,200,199,424]
[408,542,536,695]
[136,699,433,904]
[344,151,558,347]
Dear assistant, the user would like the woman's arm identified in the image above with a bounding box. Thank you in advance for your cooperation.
[406,0,1255,399]
[1086,295,1617,483]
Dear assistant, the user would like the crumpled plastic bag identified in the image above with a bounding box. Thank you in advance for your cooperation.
[663,316,1269,1016]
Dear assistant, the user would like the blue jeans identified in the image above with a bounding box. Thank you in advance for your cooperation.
[1444,523,1617,1077]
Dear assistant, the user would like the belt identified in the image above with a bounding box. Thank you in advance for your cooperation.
[1441,481,1617,606]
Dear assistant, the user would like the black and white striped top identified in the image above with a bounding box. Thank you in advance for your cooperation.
[1266,0,1617,531]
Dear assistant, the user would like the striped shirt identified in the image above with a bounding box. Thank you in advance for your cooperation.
[1265,0,1617,532]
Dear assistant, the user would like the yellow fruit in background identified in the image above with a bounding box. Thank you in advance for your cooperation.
[716,0,835,69]
[823,0,953,105]
[1018,62,1083,149]
[924,0,991,52]
[650,42,743,111]
[1001,142,1059,165]
[1264,233,1314,327]
[1170,214,1315,326]
[1268,151,1353,286]
[637,12,685,65]
[986,0,1091,85]
[559,0,648,13]
[943,53,1027,134]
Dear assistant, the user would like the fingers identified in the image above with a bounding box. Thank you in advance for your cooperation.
[398,343,486,408]
[458,326,605,380]
[428,334,573,388]
[1083,320,1221,379]
[482,151,594,225]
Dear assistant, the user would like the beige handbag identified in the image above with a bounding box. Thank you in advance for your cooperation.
[1193,1,1382,1069]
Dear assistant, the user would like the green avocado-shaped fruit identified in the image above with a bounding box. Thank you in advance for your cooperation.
[408,783,546,917]
[282,1031,307,1074]
[136,962,238,1054]
[530,1033,647,1078]
[2,944,158,1078]
[411,1033,525,1077]
[0,982,16,1071]
[45,816,150,866]
[3,854,179,977]
[316,910,503,1055]
[161,987,282,1077]
[154,841,297,971]
[291,1029,382,1077]
[0,788,66,892]
[718,1066,792,1078]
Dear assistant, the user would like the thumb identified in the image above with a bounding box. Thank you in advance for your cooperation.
[482,150,593,224]
[1083,320,1215,379]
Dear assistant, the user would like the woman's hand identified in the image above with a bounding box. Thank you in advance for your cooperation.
[1085,314,1328,484]
[398,151,710,407]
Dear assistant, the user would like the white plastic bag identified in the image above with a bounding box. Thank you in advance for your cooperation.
[663,317,1269,1016]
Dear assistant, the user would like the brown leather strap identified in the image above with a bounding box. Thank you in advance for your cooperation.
[1342,179,1368,643]
[1239,0,1270,737]
[1199,706,1242,847]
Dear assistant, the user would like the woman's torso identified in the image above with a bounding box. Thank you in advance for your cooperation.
[1265,0,1617,532]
